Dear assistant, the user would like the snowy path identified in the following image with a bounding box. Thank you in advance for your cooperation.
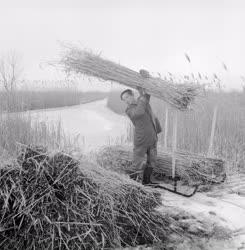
[160,185,245,249]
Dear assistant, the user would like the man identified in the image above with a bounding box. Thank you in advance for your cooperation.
[120,69,162,184]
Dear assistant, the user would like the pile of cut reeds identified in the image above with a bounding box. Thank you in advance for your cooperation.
[0,144,229,249]
[97,145,226,185]
[59,46,202,110]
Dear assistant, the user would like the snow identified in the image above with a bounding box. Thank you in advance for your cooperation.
[160,191,245,249]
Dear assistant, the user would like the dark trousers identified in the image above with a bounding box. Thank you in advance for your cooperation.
[129,142,157,183]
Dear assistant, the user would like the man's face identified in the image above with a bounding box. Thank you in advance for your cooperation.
[122,92,135,105]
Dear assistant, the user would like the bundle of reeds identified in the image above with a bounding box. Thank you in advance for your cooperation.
[97,145,226,185]
[59,47,202,110]
[0,144,228,249]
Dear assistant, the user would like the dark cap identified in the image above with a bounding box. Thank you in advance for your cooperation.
[120,89,134,100]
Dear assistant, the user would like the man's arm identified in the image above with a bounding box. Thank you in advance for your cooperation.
[144,93,151,102]
[138,69,151,102]
[136,86,151,102]
[126,97,147,119]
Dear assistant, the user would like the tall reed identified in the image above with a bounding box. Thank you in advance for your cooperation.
[0,112,78,158]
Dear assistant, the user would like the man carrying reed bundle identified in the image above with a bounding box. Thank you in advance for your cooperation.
[121,69,162,184]
[59,47,202,110]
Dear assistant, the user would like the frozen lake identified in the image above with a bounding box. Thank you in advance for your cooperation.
[18,98,130,152]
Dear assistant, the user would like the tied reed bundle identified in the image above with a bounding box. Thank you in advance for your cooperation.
[0,145,230,249]
[0,145,164,249]
[59,47,202,110]
[97,145,226,185]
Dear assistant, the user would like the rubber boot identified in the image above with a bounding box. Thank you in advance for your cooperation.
[142,166,153,185]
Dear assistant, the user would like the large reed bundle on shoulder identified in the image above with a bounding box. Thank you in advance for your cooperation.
[96,145,226,185]
[59,47,202,110]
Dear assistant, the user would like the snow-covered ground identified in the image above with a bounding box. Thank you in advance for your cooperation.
[20,98,245,249]
[161,191,245,249]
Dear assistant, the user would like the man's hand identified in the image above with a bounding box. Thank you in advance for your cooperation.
[136,86,146,96]
[139,69,150,78]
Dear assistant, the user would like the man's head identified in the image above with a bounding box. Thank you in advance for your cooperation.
[139,69,150,78]
[120,89,136,105]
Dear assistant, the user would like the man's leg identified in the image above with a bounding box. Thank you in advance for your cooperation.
[142,142,157,184]
[142,148,152,184]
[129,147,146,182]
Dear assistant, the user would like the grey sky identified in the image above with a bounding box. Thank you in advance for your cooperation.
[0,0,244,90]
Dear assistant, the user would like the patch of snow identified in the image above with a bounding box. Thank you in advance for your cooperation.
[160,191,245,249]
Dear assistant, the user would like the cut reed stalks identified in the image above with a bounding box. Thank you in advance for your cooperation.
[59,46,202,110]
[97,145,226,185]
[0,144,229,249]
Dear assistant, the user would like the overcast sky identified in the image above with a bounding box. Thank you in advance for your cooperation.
[0,0,244,91]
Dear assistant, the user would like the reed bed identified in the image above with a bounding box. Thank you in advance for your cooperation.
[0,144,229,249]
[97,145,225,185]
[59,47,202,110]
[0,112,73,157]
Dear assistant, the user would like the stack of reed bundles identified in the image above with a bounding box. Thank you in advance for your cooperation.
[97,145,226,185]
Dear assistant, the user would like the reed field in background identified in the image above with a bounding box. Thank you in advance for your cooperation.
[0,112,80,158]
[107,90,245,170]
[0,89,108,112]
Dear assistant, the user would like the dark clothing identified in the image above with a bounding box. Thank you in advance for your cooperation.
[125,94,158,150]
[130,141,157,174]
[125,94,160,180]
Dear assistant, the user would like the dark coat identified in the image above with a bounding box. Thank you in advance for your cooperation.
[125,94,161,150]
